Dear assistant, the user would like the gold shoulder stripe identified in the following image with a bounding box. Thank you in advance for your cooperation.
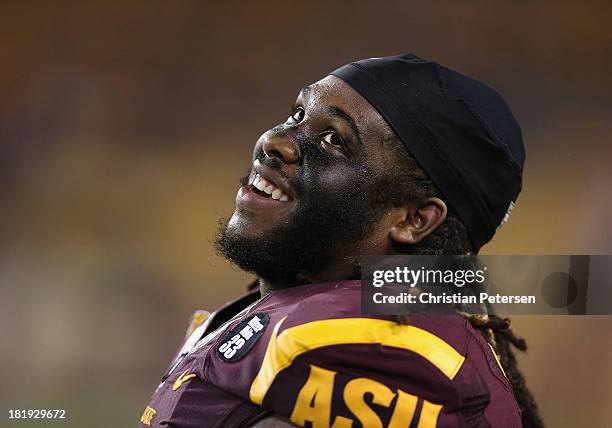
[250,317,465,405]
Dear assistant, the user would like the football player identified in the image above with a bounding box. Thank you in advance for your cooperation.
[139,54,543,428]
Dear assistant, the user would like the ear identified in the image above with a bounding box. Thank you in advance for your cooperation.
[389,197,448,245]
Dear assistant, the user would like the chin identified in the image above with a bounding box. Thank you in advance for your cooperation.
[227,208,285,240]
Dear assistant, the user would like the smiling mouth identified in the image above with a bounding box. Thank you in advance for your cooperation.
[249,173,291,202]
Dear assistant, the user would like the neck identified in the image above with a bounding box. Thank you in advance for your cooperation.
[257,262,359,298]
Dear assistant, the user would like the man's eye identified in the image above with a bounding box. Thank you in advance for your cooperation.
[288,107,305,123]
[320,132,344,149]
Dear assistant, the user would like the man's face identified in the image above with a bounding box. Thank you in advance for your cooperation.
[217,76,400,286]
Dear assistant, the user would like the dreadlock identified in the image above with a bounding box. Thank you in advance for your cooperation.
[381,137,545,428]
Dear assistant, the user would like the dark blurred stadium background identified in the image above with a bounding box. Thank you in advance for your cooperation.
[1,2,611,427]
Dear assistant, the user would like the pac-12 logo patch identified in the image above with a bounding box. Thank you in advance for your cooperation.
[217,313,270,363]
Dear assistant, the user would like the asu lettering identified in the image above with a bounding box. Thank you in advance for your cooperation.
[291,365,443,428]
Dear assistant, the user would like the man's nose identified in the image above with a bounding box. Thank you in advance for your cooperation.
[262,132,300,164]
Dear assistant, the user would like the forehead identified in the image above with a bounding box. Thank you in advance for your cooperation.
[298,75,395,141]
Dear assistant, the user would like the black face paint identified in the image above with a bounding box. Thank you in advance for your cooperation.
[216,135,383,287]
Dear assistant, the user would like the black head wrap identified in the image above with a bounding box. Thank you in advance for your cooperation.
[331,53,524,251]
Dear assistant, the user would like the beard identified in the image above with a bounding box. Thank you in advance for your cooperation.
[215,160,387,287]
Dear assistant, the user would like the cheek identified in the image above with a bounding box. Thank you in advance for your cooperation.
[301,164,368,203]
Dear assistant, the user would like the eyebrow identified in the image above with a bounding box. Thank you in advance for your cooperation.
[297,86,363,146]
[323,105,363,146]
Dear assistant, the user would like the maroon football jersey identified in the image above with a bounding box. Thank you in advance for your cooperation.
[139,280,522,427]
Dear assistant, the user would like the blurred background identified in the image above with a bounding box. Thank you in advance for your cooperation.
[1,1,611,427]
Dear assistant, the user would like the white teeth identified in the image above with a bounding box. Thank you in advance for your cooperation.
[251,172,291,202]
[255,179,266,192]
